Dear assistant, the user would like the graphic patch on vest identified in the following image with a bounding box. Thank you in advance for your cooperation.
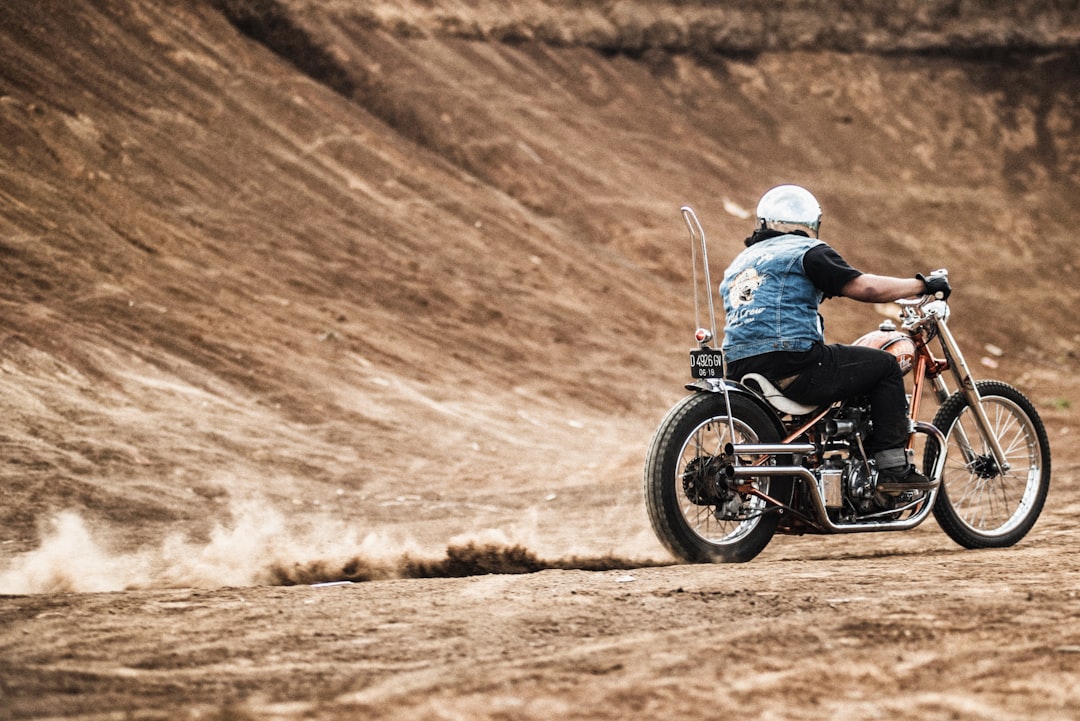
[730,268,764,308]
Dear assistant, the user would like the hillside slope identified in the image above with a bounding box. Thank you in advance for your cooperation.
[0,0,1077,586]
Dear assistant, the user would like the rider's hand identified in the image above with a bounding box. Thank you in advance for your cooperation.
[917,271,951,300]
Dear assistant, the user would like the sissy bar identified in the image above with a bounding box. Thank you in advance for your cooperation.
[680,205,738,444]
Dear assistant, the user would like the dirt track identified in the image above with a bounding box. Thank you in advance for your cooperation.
[1,1,1079,719]
[3,512,1080,720]
[3,405,1079,720]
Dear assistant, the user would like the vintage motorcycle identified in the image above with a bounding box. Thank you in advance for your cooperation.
[644,207,1051,563]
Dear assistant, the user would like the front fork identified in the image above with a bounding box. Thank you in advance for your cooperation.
[929,318,1011,473]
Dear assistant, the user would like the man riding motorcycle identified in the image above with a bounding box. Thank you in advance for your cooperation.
[720,184,952,491]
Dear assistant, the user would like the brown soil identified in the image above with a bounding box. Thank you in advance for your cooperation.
[1,2,1078,719]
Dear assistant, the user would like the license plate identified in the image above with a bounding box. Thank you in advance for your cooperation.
[690,348,726,379]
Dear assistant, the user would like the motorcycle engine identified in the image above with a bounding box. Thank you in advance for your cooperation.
[818,403,902,516]
[823,454,902,517]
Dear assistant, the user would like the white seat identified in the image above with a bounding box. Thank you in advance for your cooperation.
[741,373,819,416]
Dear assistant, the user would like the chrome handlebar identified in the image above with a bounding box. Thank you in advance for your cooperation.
[897,271,950,334]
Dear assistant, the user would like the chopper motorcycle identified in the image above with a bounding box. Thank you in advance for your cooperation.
[644,207,1051,563]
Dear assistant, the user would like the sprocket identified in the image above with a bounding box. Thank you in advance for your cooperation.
[681,456,728,506]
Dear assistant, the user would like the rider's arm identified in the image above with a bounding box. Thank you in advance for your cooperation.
[840,274,926,303]
[804,245,926,302]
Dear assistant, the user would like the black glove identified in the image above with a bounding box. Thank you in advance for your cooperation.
[917,271,951,300]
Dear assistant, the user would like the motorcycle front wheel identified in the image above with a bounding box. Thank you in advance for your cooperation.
[644,391,793,563]
[928,380,1051,549]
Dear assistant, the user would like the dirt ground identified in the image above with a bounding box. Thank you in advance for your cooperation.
[1,406,1076,721]
[3,492,1080,721]
[1,2,1079,719]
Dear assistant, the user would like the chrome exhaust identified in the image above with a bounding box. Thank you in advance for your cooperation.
[724,422,947,533]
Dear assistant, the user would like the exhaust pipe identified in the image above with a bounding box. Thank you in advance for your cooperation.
[724,442,815,457]
[723,422,947,533]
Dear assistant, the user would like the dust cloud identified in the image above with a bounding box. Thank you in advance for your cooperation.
[0,501,663,595]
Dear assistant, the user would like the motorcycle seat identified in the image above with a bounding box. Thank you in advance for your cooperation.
[741,373,819,416]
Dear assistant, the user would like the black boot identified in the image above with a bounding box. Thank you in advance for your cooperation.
[873,448,935,492]
[876,464,935,492]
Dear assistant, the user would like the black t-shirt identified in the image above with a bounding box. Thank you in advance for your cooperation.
[803,244,863,298]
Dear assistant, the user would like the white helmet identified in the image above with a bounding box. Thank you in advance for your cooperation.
[755,184,822,237]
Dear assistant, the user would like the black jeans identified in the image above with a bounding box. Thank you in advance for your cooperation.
[729,343,908,454]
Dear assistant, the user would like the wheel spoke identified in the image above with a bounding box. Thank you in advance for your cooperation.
[940,392,1045,538]
[676,415,767,544]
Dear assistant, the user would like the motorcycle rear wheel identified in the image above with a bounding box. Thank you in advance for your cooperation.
[644,391,793,563]
[928,380,1051,548]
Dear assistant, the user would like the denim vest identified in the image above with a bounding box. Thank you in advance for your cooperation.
[720,234,825,362]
